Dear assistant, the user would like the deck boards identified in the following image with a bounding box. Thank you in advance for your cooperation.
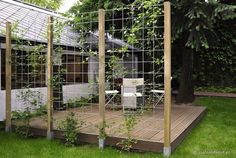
[169,107,204,142]
[28,105,206,152]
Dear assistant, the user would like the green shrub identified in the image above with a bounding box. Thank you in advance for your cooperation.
[34,106,47,116]
[58,112,84,146]
[195,86,236,93]
[117,114,138,152]
[12,109,32,138]
[97,121,109,140]
[0,121,5,130]
[12,88,46,138]
[66,97,92,109]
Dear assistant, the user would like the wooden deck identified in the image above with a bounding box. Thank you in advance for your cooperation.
[29,105,207,152]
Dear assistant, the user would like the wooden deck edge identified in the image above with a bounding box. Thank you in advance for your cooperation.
[106,136,163,152]
[28,127,163,152]
[171,107,207,151]
[13,106,207,153]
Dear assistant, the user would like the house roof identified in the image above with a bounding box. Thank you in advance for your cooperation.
[87,32,140,52]
[0,0,140,53]
[0,0,77,47]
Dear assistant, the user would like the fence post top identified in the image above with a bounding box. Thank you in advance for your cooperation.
[6,21,11,25]
[98,9,105,12]
[48,16,53,23]
[164,1,171,5]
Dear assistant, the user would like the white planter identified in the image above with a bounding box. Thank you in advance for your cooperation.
[99,138,105,149]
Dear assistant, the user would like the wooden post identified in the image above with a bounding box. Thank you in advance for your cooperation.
[47,16,53,139]
[5,22,12,132]
[98,9,106,148]
[163,1,172,157]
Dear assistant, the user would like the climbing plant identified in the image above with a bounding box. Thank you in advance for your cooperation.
[117,113,138,152]
[58,112,84,146]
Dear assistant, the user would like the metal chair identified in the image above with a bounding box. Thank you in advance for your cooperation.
[105,90,119,106]
[151,89,165,108]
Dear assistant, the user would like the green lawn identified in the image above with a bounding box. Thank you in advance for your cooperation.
[0,97,235,158]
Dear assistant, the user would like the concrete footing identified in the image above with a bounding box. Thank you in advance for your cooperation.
[163,147,171,157]
[5,126,11,132]
[47,131,54,140]
[99,138,105,149]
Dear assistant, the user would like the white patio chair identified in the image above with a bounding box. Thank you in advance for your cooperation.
[121,78,144,112]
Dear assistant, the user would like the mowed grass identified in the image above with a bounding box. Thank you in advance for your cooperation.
[0,97,235,158]
[172,97,236,158]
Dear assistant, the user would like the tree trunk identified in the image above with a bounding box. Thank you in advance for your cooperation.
[176,48,195,103]
[99,0,104,9]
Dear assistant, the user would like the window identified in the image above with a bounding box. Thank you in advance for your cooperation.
[62,54,88,84]
[1,49,46,90]
[0,49,89,90]
[1,49,5,90]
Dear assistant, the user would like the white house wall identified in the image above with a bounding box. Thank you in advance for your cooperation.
[0,83,95,121]
[0,47,1,90]
[88,56,99,82]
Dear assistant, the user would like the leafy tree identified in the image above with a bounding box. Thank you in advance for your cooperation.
[23,0,62,10]
[193,0,236,89]
[69,0,236,104]
[194,18,236,87]
[171,0,236,103]
[69,0,134,42]
[70,0,125,12]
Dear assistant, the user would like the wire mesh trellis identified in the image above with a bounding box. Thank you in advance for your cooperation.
[9,21,48,129]
[45,3,166,139]
[1,1,203,155]
[1,1,169,145]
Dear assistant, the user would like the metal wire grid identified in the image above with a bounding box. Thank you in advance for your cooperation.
[5,3,165,137]
[9,18,47,113]
[50,4,166,136]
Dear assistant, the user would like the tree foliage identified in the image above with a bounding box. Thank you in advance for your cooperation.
[69,0,236,103]
[170,0,235,103]
[171,0,236,51]
[23,0,62,10]
[194,1,236,87]
[69,0,128,13]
